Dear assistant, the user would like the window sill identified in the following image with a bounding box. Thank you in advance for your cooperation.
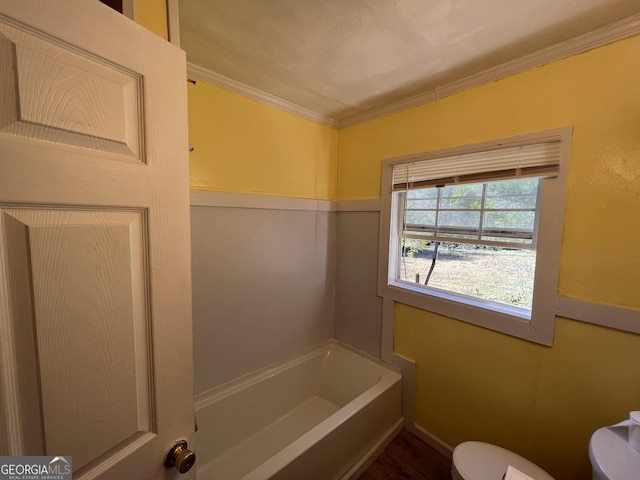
[391,279,531,319]
[380,283,554,346]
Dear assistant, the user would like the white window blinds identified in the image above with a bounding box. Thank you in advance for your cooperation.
[392,141,561,191]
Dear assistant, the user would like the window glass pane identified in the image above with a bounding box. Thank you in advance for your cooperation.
[439,184,483,209]
[485,194,537,209]
[485,179,539,208]
[406,210,436,225]
[408,189,438,199]
[440,195,482,210]
[483,211,536,231]
[398,241,536,309]
[437,210,481,229]
[407,198,437,209]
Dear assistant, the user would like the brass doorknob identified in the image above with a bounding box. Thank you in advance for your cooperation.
[164,440,196,474]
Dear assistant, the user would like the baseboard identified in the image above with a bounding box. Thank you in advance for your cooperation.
[408,422,454,460]
[344,418,404,480]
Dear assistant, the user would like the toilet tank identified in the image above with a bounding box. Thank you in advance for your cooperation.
[589,424,640,480]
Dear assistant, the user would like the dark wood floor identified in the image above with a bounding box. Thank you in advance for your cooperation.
[359,429,452,480]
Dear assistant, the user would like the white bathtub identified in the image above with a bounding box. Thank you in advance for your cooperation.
[194,342,403,480]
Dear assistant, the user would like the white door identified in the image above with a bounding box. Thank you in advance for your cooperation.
[0,1,194,479]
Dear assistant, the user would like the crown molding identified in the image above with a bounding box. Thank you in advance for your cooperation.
[186,13,640,129]
[434,12,640,100]
[337,90,438,129]
[186,62,339,127]
[339,13,640,127]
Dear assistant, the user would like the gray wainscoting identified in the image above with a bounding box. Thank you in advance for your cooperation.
[191,205,336,393]
[334,211,383,357]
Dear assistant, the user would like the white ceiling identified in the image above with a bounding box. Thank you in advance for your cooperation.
[179,0,639,125]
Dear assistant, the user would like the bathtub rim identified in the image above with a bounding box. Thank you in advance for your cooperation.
[194,339,401,411]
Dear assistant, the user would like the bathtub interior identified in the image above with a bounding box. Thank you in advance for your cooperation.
[195,344,401,480]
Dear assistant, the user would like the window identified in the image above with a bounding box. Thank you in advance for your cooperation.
[378,129,571,345]
[399,178,539,310]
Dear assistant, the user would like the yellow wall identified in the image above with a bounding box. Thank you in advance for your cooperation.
[187,81,339,200]
[340,36,640,479]
[132,1,338,200]
[134,0,168,40]
[396,305,640,479]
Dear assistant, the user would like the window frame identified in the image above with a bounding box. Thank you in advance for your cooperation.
[377,128,572,345]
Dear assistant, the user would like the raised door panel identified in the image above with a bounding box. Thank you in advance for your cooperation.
[0,19,143,160]
[0,208,153,472]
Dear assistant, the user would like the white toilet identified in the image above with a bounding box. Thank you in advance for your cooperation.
[452,441,554,480]
[589,422,640,480]
[452,418,640,480]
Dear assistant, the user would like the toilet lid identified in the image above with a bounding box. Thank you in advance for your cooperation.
[589,426,640,480]
[453,441,555,480]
